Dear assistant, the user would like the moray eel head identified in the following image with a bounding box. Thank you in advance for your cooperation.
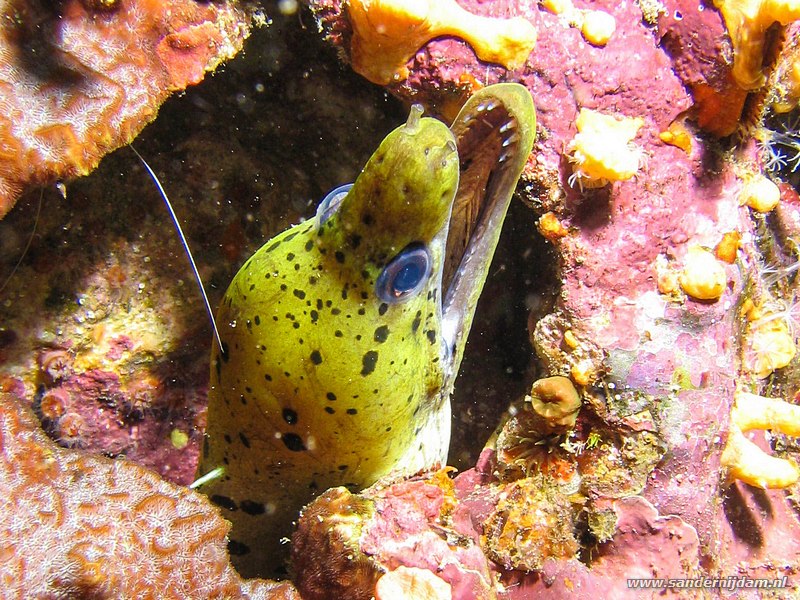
[326,104,459,262]
[197,83,535,578]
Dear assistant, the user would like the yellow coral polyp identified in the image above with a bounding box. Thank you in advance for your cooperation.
[541,0,573,15]
[678,246,727,301]
[570,359,595,386]
[541,0,615,46]
[659,120,693,154]
[715,231,741,264]
[568,108,644,188]
[721,391,800,489]
[347,0,537,85]
[580,10,616,46]
[537,211,569,240]
[743,317,796,378]
[528,376,582,428]
[714,0,800,90]
[739,173,781,213]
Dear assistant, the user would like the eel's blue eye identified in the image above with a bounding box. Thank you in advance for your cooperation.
[375,243,431,303]
[316,183,353,225]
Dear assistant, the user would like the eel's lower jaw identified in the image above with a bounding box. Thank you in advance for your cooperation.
[440,87,533,378]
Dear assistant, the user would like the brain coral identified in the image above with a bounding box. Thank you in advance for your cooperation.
[0,0,252,219]
[0,392,299,599]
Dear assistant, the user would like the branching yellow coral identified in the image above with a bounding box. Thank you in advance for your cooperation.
[567,108,644,188]
[721,391,800,488]
[347,0,537,85]
[714,0,800,90]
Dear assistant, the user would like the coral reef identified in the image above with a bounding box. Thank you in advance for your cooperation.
[0,0,253,219]
[291,469,497,600]
[0,4,406,485]
[483,475,580,572]
[3,0,800,595]
[0,391,298,598]
[0,7,418,593]
[292,457,704,599]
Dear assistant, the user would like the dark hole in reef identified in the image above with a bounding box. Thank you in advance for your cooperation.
[449,199,558,470]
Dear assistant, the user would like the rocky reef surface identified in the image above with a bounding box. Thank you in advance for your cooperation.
[1,0,800,597]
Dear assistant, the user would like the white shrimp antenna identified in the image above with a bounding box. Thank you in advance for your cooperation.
[0,187,43,296]
[130,145,224,352]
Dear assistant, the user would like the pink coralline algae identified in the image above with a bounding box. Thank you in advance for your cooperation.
[0,392,299,599]
[303,0,800,596]
[34,361,204,484]
[292,456,702,599]
[291,468,496,600]
[0,0,252,219]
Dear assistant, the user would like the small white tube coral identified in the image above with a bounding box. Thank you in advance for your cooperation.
[567,108,644,188]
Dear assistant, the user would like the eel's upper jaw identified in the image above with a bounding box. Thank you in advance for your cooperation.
[440,83,536,378]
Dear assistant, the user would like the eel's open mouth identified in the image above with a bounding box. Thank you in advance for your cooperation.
[440,84,535,365]
[444,94,526,293]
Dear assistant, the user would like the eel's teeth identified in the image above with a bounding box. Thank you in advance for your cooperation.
[502,134,519,148]
[476,100,498,112]
[499,120,516,133]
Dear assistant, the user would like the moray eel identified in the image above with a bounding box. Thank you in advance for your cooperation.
[197,83,536,578]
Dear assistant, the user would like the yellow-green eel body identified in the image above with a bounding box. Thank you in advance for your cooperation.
[197,83,536,578]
